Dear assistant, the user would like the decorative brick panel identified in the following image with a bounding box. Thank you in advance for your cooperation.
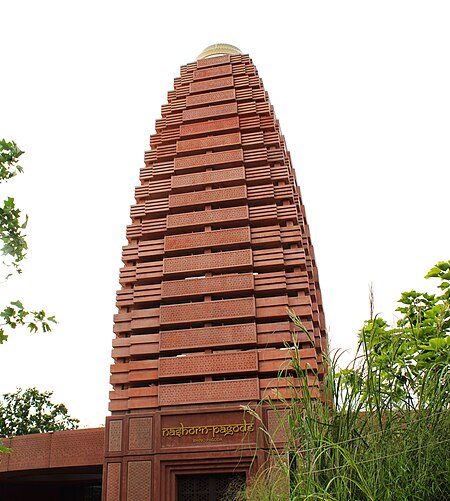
[159,378,260,406]
[160,297,255,325]
[171,166,245,189]
[50,429,104,467]
[176,131,241,153]
[169,185,247,208]
[197,54,230,67]
[108,420,123,452]
[128,417,153,451]
[163,248,253,275]
[160,323,257,351]
[2,428,104,473]
[159,351,258,378]
[179,116,239,137]
[185,89,236,107]
[166,205,248,229]
[106,463,121,501]
[182,102,237,122]
[174,148,243,171]
[193,64,232,81]
[161,273,253,299]
[189,75,234,94]
[127,460,152,501]
[164,226,251,252]
[7,434,51,471]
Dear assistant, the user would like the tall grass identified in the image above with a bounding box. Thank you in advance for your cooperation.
[238,314,450,501]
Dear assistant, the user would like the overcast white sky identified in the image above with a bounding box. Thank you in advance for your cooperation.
[1,1,449,427]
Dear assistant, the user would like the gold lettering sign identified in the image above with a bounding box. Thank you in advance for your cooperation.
[161,419,254,439]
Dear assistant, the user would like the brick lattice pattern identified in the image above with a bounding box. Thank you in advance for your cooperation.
[127,461,152,501]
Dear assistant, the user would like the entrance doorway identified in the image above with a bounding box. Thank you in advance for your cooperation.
[176,473,246,501]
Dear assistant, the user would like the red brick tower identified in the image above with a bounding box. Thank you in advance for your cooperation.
[103,44,327,500]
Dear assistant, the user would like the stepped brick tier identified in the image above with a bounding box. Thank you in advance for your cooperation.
[103,45,327,500]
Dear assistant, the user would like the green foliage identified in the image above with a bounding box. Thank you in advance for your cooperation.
[0,139,24,182]
[0,139,56,344]
[353,260,450,409]
[0,196,28,275]
[0,388,79,438]
[0,139,27,274]
[239,262,450,500]
[0,140,58,453]
[0,300,56,344]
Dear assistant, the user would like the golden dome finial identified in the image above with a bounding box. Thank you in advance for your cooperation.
[197,43,242,60]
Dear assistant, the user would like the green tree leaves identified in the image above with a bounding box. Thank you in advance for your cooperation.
[0,140,58,453]
[425,261,450,295]
[0,139,27,274]
[0,139,56,344]
[0,388,79,438]
[0,300,56,344]
[354,261,450,408]
[0,196,28,274]
[0,139,24,182]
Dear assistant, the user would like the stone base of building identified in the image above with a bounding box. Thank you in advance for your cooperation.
[102,405,282,500]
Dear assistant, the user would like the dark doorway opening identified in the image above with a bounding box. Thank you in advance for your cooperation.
[177,472,246,501]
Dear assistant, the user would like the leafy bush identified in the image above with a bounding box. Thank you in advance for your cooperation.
[240,262,450,500]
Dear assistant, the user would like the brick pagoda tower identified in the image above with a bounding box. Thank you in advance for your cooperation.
[103,44,327,500]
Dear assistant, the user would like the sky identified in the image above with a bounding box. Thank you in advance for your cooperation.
[1,0,449,427]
